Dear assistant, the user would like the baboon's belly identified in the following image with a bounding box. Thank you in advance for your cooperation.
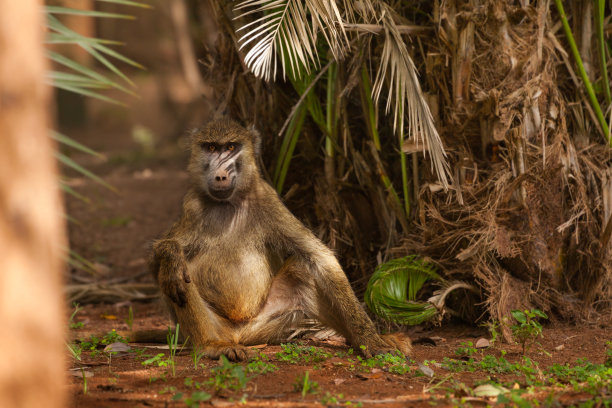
[189,247,275,323]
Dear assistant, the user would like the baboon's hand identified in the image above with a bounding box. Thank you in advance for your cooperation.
[158,258,191,307]
[359,333,412,358]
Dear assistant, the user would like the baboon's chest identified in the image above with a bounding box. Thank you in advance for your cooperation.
[189,240,276,323]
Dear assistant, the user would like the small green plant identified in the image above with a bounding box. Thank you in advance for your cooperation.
[172,391,212,408]
[294,371,318,397]
[207,355,249,393]
[184,377,204,389]
[77,329,128,357]
[190,346,205,370]
[247,352,277,374]
[166,324,182,377]
[276,343,332,364]
[80,367,88,395]
[510,309,548,354]
[605,341,612,368]
[483,320,500,346]
[455,341,478,357]
[69,303,84,329]
[142,353,168,368]
[355,351,411,374]
[67,342,82,361]
[125,305,133,330]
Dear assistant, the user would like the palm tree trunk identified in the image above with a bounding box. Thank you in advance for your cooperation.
[0,1,67,407]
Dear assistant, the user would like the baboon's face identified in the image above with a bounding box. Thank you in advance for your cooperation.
[199,140,242,201]
[189,120,258,203]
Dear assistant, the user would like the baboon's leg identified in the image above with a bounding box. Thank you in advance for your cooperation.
[165,284,250,361]
[237,267,308,345]
[254,258,411,356]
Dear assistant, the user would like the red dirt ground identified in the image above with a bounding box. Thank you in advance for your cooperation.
[66,302,611,407]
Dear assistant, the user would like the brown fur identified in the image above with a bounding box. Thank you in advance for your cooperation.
[151,119,411,361]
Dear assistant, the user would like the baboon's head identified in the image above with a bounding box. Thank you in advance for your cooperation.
[189,119,261,202]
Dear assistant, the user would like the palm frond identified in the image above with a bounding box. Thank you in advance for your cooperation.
[235,0,347,81]
[371,6,450,189]
[364,256,442,325]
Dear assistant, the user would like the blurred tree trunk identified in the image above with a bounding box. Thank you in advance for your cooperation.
[0,1,66,407]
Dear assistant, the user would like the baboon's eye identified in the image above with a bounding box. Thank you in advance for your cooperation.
[227,143,236,152]
[203,143,215,152]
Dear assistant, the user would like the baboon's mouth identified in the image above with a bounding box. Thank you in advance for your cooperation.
[209,187,234,200]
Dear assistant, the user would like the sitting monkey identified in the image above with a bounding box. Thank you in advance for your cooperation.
[151,118,411,361]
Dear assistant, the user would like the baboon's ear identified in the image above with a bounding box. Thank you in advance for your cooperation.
[248,125,262,157]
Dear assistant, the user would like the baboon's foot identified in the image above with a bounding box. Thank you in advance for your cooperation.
[359,333,412,358]
[204,341,250,361]
[380,332,412,356]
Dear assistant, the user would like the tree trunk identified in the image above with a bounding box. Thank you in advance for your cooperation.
[0,1,66,407]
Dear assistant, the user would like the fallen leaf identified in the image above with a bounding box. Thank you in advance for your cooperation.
[104,342,131,353]
[473,384,508,397]
[356,372,383,380]
[333,378,346,385]
[418,363,434,378]
[475,338,490,349]
[100,314,117,320]
[555,344,564,351]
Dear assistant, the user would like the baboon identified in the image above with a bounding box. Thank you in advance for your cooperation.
[151,118,411,361]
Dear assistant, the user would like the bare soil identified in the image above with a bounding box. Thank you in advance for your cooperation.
[67,302,611,407]
[63,76,611,408]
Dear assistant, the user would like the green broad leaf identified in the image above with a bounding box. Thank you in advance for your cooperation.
[531,309,548,319]
[511,310,527,324]
[364,256,442,325]
[45,6,134,19]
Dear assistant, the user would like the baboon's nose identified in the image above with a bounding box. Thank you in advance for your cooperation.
[212,169,232,189]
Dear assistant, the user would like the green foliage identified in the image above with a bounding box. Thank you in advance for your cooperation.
[166,324,182,377]
[355,352,411,374]
[68,302,84,330]
[172,390,212,407]
[207,355,249,393]
[76,329,127,356]
[246,352,277,374]
[142,353,168,368]
[294,371,318,397]
[276,343,332,364]
[364,256,441,325]
[553,0,610,142]
[510,309,548,355]
[454,341,477,357]
[190,347,205,370]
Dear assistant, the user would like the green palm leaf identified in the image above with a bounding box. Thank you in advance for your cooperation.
[364,256,441,325]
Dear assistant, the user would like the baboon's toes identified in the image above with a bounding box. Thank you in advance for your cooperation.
[205,342,250,362]
[224,346,249,362]
[380,333,412,356]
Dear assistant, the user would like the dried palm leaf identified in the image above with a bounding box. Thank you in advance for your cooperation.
[235,0,347,81]
[371,5,450,189]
